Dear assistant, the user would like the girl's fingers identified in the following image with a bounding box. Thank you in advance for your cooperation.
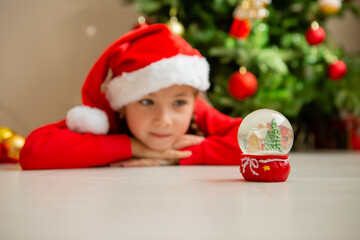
[111,158,179,167]
[172,135,205,149]
[109,161,123,167]
[155,149,192,160]
[123,159,153,167]
[110,159,150,167]
[130,136,193,160]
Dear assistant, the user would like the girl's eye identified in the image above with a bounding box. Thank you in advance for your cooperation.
[139,99,154,105]
[173,100,187,107]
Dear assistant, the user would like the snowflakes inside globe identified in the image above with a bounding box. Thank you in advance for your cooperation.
[238,109,294,155]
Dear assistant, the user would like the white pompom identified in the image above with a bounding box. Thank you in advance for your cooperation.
[66,106,109,135]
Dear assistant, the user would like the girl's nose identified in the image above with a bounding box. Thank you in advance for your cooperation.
[153,107,172,126]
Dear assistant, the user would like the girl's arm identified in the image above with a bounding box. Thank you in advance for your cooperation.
[179,98,243,165]
[19,120,132,170]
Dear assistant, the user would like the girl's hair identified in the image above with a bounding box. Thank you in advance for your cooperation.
[116,112,204,137]
[187,115,204,136]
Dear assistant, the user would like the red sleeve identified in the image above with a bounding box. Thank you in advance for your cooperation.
[19,120,132,170]
[179,98,243,165]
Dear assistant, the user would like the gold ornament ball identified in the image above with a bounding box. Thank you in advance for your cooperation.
[318,0,341,14]
[3,134,26,160]
[166,17,185,36]
[320,5,340,14]
[0,126,14,143]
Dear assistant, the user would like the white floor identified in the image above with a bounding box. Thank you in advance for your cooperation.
[1,152,360,240]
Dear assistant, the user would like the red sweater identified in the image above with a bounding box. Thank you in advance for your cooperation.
[19,99,242,169]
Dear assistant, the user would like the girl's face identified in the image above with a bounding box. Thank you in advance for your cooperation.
[123,85,197,151]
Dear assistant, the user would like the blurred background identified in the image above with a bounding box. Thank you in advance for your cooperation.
[0,0,359,151]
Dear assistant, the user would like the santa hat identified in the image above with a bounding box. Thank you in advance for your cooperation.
[66,24,210,135]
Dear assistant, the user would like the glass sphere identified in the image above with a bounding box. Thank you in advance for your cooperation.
[238,109,294,155]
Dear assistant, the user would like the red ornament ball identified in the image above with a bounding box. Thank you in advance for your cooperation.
[228,69,258,100]
[328,60,347,80]
[229,18,252,39]
[306,22,326,45]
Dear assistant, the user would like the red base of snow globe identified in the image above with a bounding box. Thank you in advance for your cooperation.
[240,154,290,182]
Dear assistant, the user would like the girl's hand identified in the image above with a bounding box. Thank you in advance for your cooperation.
[172,134,205,150]
[110,135,205,167]
[110,158,178,167]
[130,137,193,160]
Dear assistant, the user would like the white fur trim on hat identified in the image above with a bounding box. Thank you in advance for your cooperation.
[66,106,109,134]
[105,54,210,110]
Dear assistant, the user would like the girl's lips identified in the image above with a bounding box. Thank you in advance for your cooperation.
[150,132,172,138]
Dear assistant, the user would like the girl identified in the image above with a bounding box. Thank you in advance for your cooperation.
[19,24,242,170]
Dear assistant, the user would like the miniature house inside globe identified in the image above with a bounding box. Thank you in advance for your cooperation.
[238,109,294,155]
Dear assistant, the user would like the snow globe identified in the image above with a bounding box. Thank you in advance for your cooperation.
[238,109,294,182]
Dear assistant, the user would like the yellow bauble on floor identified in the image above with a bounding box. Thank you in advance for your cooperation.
[2,134,25,161]
[0,126,14,143]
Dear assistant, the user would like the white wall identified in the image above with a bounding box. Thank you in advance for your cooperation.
[0,0,359,136]
[326,2,360,53]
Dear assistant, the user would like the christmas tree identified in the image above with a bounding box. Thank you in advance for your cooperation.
[265,118,283,152]
[123,0,360,148]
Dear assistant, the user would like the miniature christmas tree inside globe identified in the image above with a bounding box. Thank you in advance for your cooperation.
[238,109,294,155]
